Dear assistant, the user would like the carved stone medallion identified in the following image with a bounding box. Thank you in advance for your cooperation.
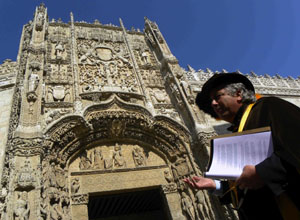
[53,85,65,101]
[95,47,113,61]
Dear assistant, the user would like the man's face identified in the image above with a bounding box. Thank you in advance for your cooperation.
[209,87,242,123]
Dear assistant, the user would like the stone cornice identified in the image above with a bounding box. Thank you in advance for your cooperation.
[186,68,300,97]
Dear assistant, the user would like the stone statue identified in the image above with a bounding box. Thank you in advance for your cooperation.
[79,151,92,170]
[55,41,64,60]
[140,50,148,64]
[164,170,174,183]
[48,162,58,187]
[71,178,80,194]
[28,69,39,93]
[195,190,209,219]
[113,143,126,168]
[132,147,146,167]
[181,192,195,220]
[93,148,103,169]
[14,191,30,220]
[104,155,113,170]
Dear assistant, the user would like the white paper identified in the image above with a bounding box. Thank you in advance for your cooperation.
[205,131,273,180]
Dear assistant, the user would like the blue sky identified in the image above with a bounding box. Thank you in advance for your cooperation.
[0,0,300,78]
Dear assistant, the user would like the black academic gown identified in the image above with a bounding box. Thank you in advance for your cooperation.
[221,97,300,220]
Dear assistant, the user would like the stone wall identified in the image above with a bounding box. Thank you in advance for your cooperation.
[0,60,17,181]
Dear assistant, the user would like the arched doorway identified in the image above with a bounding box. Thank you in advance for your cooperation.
[43,97,199,219]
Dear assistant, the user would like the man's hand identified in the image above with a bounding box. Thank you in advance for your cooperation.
[183,176,216,190]
[236,165,265,190]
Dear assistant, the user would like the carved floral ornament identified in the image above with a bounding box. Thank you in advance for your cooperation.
[7,138,44,157]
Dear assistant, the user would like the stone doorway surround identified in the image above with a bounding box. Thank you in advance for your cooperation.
[68,141,180,220]
[42,97,196,220]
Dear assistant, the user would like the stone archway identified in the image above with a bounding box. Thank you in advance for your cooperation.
[68,140,172,220]
[40,97,212,220]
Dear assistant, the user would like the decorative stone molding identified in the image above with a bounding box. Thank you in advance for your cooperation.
[8,138,44,157]
[71,194,89,205]
[161,183,178,194]
[187,67,300,97]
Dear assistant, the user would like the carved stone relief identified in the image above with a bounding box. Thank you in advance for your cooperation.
[132,146,146,167]
[77,39,140,94]
[45,64,72,83]
[156,107,182,122]
[181,192,196,220]
[22,22,33,50]
[148,87,170,105]
[45,109,72,125]
[49,41,67,61]
[26,62,41,114]
[70,178,80,194]
[171,155,193,182]
[142,69,164,86]
[134,47,157,69]
[70,143,165,172]
[46,85,72,103]
[170,82,183,107]
[164,169,174,183]
[71,194,88,205]
[195,190,213,220]
[39,160,70,220]
[35,4,46,31]
[13,191,30,220]
[14,160,37,190]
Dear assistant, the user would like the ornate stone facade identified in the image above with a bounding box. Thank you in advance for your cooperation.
[0,4,299,220]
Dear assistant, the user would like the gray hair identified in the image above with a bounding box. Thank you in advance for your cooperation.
[224,83,256,103]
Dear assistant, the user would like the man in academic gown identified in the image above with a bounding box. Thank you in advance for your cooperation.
[184,73,300,220]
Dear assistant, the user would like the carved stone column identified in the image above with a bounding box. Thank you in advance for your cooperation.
[161,184,186,220]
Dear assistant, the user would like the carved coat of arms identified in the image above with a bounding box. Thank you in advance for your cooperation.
[53,85,65,101]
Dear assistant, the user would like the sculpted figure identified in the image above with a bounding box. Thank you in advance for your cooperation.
[132,147,146,167]
[181,192,195,220]
[71,178,80,194]
[48,162,58,187]
[79,151,92,170]
[195,190,209,219]
[14,191,30,220]
[113,143,126,168]
[164,170,174,183]
[93,148,103,169]
[55,41,64,60]
[140,50,148,64]
[104,155,113,169]
[28,69,39,93]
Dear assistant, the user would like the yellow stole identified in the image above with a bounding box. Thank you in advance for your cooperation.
[234,103,300,219]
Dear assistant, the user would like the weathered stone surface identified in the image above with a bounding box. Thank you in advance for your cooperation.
[0,3,299,220]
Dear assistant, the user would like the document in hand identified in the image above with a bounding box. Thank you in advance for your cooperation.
[205,127,273,180]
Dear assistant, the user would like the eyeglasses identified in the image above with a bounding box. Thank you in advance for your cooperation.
[210,93,228,102]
